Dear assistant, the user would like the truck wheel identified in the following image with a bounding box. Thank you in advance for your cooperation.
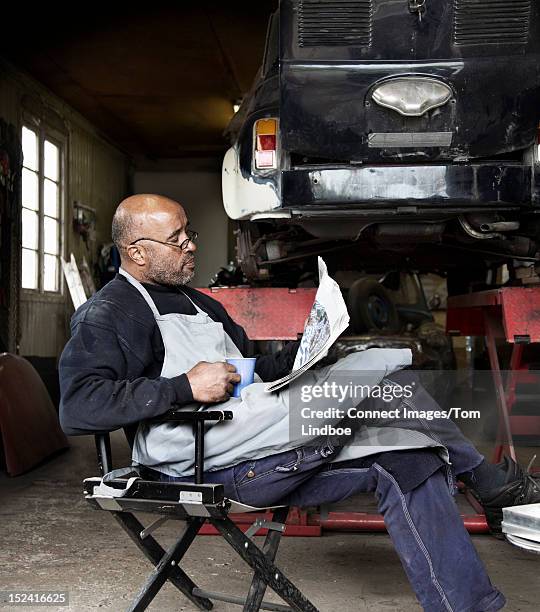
[347,279,401,334]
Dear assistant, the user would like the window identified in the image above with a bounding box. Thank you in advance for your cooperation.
[21,125,63,292]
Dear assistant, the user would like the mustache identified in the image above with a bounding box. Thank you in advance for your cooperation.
[184,255,195,265]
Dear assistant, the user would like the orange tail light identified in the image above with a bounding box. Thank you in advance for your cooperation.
[255,118,278,169]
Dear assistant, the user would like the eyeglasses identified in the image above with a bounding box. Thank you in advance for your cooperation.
[130,229,198,252]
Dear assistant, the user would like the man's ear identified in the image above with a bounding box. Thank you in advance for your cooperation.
[126,244,146,267]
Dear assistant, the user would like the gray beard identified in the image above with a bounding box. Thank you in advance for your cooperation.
[144,253,195,287]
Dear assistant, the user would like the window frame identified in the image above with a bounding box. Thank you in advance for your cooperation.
[21,121,66,298]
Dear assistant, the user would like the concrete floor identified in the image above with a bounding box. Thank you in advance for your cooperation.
[1,432,539,612]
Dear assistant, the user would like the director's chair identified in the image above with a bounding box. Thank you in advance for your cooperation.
[84,408,319,612]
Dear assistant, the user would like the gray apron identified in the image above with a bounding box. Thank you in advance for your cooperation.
[121,269,443,477]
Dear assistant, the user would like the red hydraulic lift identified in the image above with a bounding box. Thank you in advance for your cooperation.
[196,286,492,536]
[447,287,540,463]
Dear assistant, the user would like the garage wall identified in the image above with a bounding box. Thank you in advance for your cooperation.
[133,170,230,287]
[0,59,130,357]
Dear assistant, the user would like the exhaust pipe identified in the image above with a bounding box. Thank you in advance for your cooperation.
[479,221,520,232]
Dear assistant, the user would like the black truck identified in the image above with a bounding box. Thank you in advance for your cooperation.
[222,0,540,287]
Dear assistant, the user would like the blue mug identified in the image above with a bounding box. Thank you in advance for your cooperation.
[226,357,257,398]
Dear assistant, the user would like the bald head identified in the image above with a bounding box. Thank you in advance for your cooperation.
[111,193,196,286]
[112,194,187,252]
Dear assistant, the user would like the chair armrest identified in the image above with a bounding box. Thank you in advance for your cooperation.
[150,409,234,424]
[149,409,234,485]
[95,433,112,476]
[92,412,234,483]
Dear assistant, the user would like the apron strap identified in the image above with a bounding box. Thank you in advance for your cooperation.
[94,466,141,498]
[179,289,206,314]
[119,268,207,319]
[119,268,161,318]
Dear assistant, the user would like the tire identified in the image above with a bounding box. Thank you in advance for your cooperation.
[347,279,401,334]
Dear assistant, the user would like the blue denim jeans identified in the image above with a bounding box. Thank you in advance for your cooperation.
[150,371,505,611]
[154,444,504,612]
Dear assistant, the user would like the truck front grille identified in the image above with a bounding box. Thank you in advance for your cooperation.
[298,0,373,47]
[454,0,531,46]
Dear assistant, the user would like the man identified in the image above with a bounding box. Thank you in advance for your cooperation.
[60,194,538,611]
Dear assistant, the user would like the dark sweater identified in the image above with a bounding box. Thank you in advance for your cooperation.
[59,274,299,436]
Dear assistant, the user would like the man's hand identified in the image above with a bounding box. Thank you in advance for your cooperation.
[186,361,242,403]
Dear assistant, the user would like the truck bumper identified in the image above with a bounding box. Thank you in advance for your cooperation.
[281,163,535,214]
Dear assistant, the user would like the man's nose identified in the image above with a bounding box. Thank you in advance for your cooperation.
[186,239,197,253]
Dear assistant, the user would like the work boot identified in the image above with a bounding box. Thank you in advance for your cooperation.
[473,456,540,537]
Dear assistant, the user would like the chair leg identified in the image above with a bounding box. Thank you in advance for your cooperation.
[243,507,290,612]
[211,516,319,612]
[114,513,212,611]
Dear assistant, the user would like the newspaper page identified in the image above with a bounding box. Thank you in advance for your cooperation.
[265,257,349,392]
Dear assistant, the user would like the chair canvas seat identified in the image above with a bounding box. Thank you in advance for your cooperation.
[84,476,286,512]
[84,476,286,518]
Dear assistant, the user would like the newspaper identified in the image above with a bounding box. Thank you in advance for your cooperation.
[502,503,540,553]
[265,257,350,392]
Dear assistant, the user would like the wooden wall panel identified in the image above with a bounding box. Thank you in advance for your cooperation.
[0,59,129,357]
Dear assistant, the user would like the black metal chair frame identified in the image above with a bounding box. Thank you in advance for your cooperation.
[84,409,319,612]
